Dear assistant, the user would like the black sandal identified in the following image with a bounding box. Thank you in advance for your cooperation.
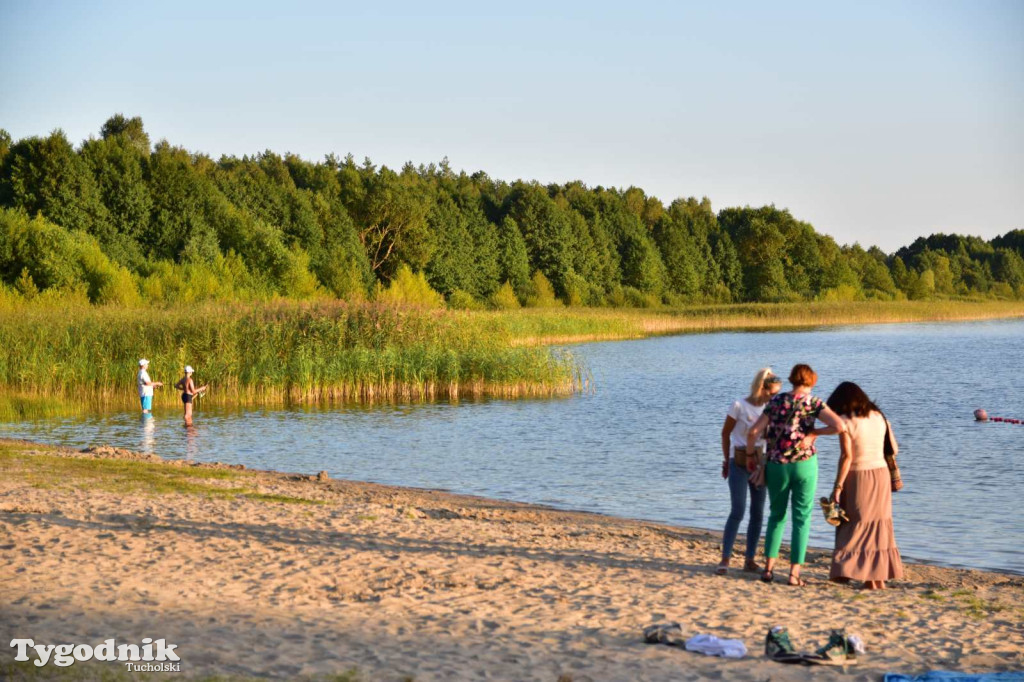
[788,575,806,587]
[761,569,774,583]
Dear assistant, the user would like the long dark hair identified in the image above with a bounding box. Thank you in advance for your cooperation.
[826,381,880,418]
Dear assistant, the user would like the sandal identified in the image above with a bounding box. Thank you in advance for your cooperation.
[743,559,762,573]
[788,574,807,587]
[761,569,774,583]
[715,565,728,576]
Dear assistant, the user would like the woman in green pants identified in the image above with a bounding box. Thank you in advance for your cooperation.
[746,364,845,586]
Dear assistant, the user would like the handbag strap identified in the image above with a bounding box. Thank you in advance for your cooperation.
[879,410,898,458]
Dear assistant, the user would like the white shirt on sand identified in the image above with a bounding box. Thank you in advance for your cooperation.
[685,634,747,658]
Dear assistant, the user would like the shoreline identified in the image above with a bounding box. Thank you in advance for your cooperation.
[4,433,1021,579]
[2,438,1022,680]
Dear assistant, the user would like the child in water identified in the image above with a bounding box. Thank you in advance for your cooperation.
[174,365,208,426]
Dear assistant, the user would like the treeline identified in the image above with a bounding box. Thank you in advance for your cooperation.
[1,115,1022,308]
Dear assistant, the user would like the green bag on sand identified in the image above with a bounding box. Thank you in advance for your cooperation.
[765,626,805,663]
[766,626,858,666]
[812,629,858,665]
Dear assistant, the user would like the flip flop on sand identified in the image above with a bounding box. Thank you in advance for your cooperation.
[715,565,728,576]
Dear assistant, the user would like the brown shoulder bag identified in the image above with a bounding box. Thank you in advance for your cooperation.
[880,411,902,492]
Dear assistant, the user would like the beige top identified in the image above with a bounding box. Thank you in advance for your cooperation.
[844,411,887,471]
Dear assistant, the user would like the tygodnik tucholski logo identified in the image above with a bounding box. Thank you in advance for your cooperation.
[10,638,181,672]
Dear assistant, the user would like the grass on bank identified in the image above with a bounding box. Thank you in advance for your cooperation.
[0,298,1021,418]
[918,587,1015,620]
[0,443,322,505]
[949,588,1010,620]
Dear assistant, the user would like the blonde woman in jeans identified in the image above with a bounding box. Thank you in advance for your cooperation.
[716,368,783,575]
[747,364,846,586]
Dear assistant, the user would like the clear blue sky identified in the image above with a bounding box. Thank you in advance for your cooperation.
[1,0,1021,251]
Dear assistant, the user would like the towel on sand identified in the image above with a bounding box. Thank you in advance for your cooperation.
[684,634,747,658]
[884,673,1024,682]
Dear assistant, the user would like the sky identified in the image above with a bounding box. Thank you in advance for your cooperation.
[1,0,1021,251]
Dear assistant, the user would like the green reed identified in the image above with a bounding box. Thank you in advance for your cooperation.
[0,298,1019,416]
[0,301,585,412]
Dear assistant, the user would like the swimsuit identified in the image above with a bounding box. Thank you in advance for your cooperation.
[181,376,194,404]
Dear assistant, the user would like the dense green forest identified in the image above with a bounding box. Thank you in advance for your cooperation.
[1,115,1022,308]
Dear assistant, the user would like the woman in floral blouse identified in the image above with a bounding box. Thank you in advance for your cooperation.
[746,364,845,586]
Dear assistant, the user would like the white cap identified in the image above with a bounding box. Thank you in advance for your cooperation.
[184,365,194,374]
[139,358,149,366]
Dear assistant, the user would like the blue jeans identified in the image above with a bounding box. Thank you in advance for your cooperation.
[722,459,767,561]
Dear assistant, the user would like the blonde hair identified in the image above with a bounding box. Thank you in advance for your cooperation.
[750,367,775,398]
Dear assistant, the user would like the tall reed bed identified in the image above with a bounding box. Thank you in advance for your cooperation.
[0,301,585,411]
[0,299,1020,415]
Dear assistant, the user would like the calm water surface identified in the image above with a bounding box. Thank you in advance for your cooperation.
[4,320,1023,574]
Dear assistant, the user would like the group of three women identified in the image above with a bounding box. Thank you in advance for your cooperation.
[717,364,903,589]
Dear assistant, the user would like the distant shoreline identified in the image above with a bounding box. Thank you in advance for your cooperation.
[500,299,1024,346]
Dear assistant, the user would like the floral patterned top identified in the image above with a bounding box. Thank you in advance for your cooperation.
[763,391,825,464]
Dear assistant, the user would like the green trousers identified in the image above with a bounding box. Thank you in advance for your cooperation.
[764,456,818,564]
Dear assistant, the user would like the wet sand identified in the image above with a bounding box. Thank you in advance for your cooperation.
[1,440,1022,680]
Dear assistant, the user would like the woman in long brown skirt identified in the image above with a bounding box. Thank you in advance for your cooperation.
[825,382,903,589]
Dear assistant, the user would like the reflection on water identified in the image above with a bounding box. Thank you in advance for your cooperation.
[184,424,200,461]
[3,319,1023,574]
[134,414,201,459]
[140,414,156,454]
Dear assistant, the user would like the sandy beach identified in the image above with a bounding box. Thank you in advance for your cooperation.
[1,439,1022,681]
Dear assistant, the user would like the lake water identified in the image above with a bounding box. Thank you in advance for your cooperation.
[3,319,1023,574]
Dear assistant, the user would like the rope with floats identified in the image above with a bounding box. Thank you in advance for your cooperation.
[974,409,1022,425]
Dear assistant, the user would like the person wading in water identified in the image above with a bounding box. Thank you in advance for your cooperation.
[174,365,208,427]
